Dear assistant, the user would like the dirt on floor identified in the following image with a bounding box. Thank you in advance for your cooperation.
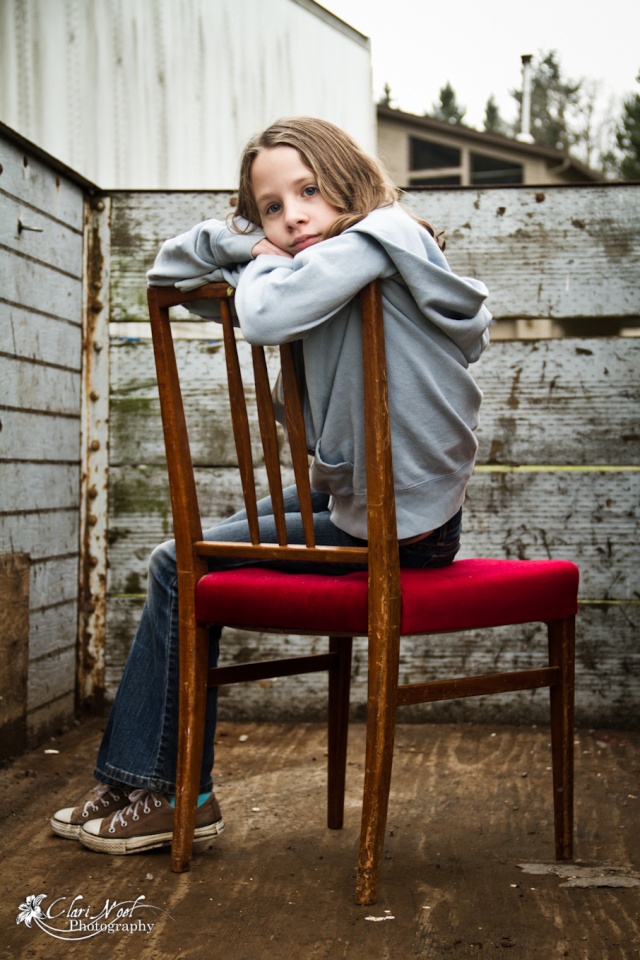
[0,717,638,960]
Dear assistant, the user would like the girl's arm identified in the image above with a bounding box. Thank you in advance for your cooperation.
[235,231,397,345]
[147,217,266,288]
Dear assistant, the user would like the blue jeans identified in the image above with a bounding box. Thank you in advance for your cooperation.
[95,488,461,793]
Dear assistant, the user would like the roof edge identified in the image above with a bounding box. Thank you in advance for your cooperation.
[377,105,602,181]
[291,0,370,48]
[0,120,102,192]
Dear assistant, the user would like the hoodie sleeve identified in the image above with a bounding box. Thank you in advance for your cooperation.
[146,217,265,289]
[235,231,398,345]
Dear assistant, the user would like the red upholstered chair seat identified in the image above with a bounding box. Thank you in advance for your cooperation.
[196,558,580,635]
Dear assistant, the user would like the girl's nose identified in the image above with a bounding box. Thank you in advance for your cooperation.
[284,201,308,227]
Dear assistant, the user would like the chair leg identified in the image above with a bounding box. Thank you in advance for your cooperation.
[327,637,352,829]
[171,619,210,873]
[355,628,401,905]
[547,616,575,861]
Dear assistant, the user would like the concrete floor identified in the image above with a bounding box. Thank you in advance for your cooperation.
[1,716,639,960]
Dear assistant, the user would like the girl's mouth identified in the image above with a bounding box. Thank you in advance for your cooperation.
[292,234,319,251]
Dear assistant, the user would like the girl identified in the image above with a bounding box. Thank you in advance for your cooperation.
[51,117,491,854]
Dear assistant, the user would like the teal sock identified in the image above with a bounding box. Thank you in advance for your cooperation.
[169,792,211,808]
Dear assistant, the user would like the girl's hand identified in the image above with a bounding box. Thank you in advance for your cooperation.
[251,238,293,259]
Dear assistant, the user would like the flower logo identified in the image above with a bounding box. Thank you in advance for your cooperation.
[16,891,163,940]
[17,894,46,927]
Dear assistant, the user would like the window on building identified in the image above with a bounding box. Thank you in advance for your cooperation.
[409,175,462,186]
[470,152,523,184]
[409,137,460,171]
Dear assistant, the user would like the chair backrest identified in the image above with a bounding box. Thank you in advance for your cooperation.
[147,281,402,636]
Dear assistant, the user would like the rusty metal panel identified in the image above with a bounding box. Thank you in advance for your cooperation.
[76,197,111,712]
[0,553,29,761]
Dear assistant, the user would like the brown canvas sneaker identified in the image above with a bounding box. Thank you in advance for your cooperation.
[78,789,225,855]
[51,783,131,839]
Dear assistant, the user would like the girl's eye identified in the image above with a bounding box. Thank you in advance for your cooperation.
[265,202,281,216]
[303,186,319,197]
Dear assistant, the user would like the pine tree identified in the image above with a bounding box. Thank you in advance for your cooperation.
[378,83,395,108]
[483,95,507,135]
[430,82,466,124]
[614,72,640,179]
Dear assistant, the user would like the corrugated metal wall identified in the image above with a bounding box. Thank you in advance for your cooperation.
[0,131,86,752]
[0,0,374,190]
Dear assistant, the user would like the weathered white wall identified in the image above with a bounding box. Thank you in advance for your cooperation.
[0,131,85,746]
[106,183,640,728]
[0,0,374,190]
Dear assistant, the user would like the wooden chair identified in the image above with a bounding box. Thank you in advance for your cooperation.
[147,280,578,905]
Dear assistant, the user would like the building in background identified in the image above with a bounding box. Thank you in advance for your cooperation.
[0,0,373,189]
[377,105,600,187]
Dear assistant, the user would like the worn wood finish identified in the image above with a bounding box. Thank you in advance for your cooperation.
[405,184,640,321]
[548,617,576,860]
[252,346,288,545]
[106,463,636,600]
[106,188,638,774]
[220,301,261,543]
[356,280,403,904]
[473,338,640,466]
[107,597,638,730]
[0,139,85,231]
[109,337,282,466]
[110,336,640,468]
[0,303,82,369]
[111,185,640,324]
[110,192,236,322]
[1,130,84,744]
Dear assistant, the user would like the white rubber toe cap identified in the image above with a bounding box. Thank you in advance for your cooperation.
[81,818,104,836]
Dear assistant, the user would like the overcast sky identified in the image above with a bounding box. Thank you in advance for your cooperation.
[321,0,639,129]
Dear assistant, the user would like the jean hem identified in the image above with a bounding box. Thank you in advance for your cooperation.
[94,764,214,796]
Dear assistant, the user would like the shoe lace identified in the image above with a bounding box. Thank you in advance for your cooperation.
[81,784,123,818]
[108,789,164,832]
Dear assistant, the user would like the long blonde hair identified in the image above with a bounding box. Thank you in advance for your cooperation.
[233,116,442,246]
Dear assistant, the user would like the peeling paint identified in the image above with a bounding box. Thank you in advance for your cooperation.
[518,862,640,888]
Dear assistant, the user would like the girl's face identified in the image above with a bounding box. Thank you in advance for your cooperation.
[250,146,341,254]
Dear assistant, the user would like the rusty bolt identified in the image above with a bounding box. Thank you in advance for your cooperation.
[94,200,106,212]
[90,390,100,401]
[535,192,546,203]
[90,439,101,451]
[91,299,103,313]
[88,485,98,499]
[88,514,98,526]
[93,342,103,353]
[89,555,99,567]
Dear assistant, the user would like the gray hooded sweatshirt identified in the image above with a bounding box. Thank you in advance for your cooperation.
[147,203,492,540]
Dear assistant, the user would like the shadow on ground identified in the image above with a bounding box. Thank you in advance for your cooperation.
[1,718,638,959]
